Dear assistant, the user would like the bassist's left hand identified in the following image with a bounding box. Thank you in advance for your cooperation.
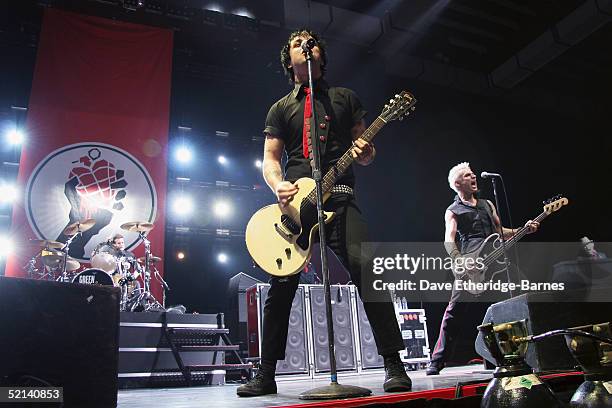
[525,220,539,234]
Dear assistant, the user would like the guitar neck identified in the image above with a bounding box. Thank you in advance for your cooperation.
[483,209,550,267]
[305,116,387,202]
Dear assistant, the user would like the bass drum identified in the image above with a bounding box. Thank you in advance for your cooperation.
[72,268,114,286]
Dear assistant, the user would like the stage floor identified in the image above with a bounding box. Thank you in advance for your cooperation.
[117,365,492,408]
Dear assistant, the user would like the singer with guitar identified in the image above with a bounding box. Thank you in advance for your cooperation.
[426,162,539,376]
[238,29,412,397]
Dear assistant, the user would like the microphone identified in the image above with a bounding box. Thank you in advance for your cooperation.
[481,171,502,179]
[336,286,342,303]
[301,38,317,54]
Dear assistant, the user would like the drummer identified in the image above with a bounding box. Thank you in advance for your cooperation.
[109,233,135,259]
[99,233,141,287]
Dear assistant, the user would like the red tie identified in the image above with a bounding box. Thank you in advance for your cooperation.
[302,87,311,159]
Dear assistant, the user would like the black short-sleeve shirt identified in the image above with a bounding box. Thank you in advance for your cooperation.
[263,79,367,188]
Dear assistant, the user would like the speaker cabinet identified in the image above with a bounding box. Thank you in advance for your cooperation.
[247,283,309,375]
[308,285,357,373]
[353,291,384,369]
[0,277,120,407]
[226,272,262,348]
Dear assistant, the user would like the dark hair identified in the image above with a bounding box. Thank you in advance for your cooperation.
[280,28,327,83]
[111,233,124,243]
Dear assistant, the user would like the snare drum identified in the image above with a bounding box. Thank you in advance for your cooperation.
[72,268,114,286]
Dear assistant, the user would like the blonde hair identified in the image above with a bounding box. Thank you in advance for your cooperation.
[448,162,471,192]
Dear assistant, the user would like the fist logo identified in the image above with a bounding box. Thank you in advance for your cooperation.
[57,148,128,258]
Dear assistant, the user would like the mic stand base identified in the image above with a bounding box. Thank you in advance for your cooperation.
[299,382,372,400]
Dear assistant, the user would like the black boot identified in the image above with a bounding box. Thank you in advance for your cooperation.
[237,360,277,397]
[383,354,412,392]
[425,361,443,376]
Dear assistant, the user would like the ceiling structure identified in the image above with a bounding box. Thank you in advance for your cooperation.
[1,0,611,117]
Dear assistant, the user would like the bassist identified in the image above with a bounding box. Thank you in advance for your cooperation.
[426,162,539,375]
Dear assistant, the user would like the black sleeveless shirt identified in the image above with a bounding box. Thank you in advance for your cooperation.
[447,195,497,254]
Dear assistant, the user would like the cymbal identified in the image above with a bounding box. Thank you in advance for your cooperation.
[120,221,154,233]
[65,258,81,271]
[29,239,63,249]
[137,256,162,264]
[41,252,81,271]
[63,219,96,236]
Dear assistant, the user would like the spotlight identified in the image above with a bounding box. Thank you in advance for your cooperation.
[5,128,24,146]
[0,236,14,258]
[255,159,262,168]
[213,200,231,217]
[177,251,185,260]
[0,183,18,203]
[217,253,228,263]
[175,146,193,163]
[217,155,227,165]
[172,195,194,216]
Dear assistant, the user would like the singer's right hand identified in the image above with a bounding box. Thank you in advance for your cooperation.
[275,181,299,207]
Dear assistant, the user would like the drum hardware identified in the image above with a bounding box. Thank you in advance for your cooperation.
[24,238,81,280]
[120,222,167,312]
[57,226,85,282]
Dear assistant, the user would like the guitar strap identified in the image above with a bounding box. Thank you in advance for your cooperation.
[481,199,498,233]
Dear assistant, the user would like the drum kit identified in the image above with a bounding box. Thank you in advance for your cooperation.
[24,219,168,312]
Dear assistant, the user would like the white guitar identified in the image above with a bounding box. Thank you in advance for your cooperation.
[245,91,417,277]
[453,195,569,294]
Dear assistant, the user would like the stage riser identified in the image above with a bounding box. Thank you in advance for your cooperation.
[119,350,222,372]
[118,311,226,388]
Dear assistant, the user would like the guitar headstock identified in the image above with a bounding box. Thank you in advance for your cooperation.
[543,195,569,214]
[380,91,417,122]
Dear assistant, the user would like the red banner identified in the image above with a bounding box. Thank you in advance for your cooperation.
[6,9,172,302]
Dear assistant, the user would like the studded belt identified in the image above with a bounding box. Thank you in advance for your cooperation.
[330,184,354,196]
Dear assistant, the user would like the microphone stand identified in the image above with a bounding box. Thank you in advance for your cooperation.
[299,42,371,400]
[489,176,513,298]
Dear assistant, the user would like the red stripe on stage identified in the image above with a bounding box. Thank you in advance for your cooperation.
[272,372,583,408]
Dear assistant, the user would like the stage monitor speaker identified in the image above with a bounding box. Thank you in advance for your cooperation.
[308,285,357,373]
[0,276,120,408]
[247,283,309,375]
[226,272,261,347]
[353,293,384,369]
[475,291,612,373]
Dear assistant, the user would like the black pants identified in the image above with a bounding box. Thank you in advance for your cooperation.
[429,286,489,366]
[261,194,405,361]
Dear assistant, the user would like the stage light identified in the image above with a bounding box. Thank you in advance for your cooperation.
[5,128,24,145]
[205,3,223,12]
[177,251,185,260]
[217,253,228,263]
[175,146,193,163]
[0,183,18,203]
[217,155,227,165]
[232,8,254,19]
[0,236,14,258]
[172,195,194,216]
[255,159,262,168]
[213,200,231,217]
